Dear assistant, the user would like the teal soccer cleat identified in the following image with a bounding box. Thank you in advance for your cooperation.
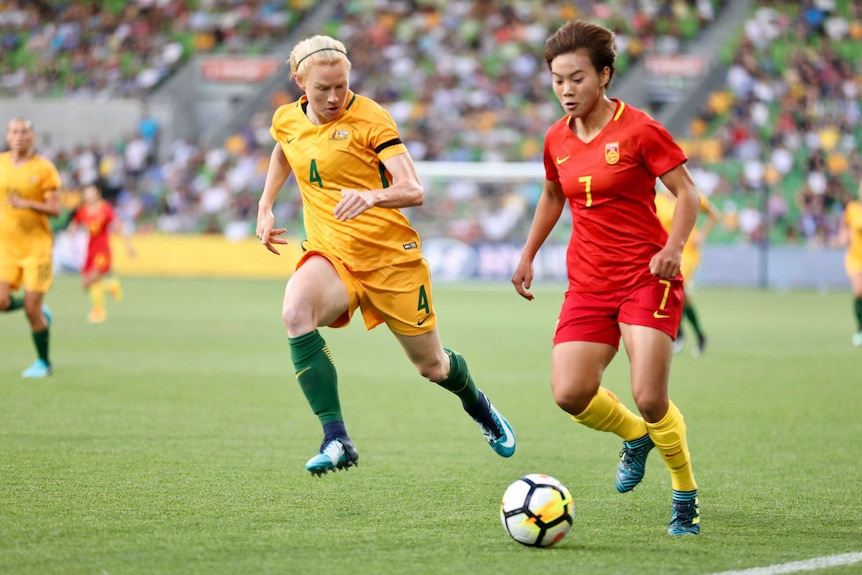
[668,491,701,535]
[474,393,516,458]
[615,433,654,493]
[42,304,52,327]
[22,358,52,378]
[305,438,359,476]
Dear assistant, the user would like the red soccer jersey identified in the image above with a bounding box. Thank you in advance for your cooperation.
[543,99,687,292]
[73,200,116,257]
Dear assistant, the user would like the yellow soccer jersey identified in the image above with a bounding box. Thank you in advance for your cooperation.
[845,200,862,263]
[654,191,711,256]
[270,91,422,272]
[0,151,61,259]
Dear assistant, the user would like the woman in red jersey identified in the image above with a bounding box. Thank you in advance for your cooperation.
[511,20,701,535]
[67,183,134,323]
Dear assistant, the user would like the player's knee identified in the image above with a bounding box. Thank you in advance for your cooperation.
[281,301,314,335]
[552,385,593,416]
[418,357,448,383]
[633,393,668,423]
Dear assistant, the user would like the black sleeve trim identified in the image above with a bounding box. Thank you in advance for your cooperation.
[375,138,402,154]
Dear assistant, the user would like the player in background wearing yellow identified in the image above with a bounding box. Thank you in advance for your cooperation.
[0,118,61,378]
[836,181,862,346]
[654,186,719,356]
[66,183,135,324]
[255,35,516,476]
[512,20,702,535]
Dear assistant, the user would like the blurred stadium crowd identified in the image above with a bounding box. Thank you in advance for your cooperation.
[3,0,861,247]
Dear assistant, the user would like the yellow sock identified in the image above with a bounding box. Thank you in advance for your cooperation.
[645,401,697,492]
[571,387,647,441]
[89,280,106,312]
[106,277,122,301]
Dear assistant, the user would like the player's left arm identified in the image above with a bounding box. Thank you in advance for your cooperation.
[692,196,720,248]
[334,152,423,222]
[8,188,61,217]
[650,164,699,278]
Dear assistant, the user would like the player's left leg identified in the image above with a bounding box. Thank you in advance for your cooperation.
[622,324,699,535]
[681,292,707,357]
[393,328,516,458]
[849,271,862,347]
[21,289,52,378]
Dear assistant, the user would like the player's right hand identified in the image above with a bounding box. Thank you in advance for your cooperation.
[256,208,288,255]
[511,260,535,301]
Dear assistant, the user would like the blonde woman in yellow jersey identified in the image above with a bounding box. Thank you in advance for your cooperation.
[654,187,719,356]
[255,35,516,475]
[836,183,862,346]
[0,118,61,378]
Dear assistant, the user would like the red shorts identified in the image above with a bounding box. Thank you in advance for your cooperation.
[82,249,111,275]
[554,277,683,348]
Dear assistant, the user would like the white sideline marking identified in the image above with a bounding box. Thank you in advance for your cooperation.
[706,552,862,575]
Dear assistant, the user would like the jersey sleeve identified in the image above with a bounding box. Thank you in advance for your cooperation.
[365,103,408,163]
[543,127,561,183]
[637,119,687,179]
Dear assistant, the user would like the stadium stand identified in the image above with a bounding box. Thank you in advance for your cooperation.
[679,0,862,245]
[0,0,315,98]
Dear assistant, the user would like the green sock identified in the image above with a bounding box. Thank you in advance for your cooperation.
[3,295,23,312]
[683,304,703,338]
[32,328,50,365]
[854,297,862,332]
[288,330,342,425]
[437,348,481,407]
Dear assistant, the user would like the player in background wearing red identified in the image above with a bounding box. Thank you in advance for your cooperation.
[67,183,134,323]
[511,20,702,535]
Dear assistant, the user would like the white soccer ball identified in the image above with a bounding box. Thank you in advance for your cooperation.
[500,473,574,547]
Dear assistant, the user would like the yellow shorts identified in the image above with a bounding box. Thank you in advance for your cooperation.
[298,251,437,336]
[847,254,862,276]
[680,249,701,286]
[0,255,53,293]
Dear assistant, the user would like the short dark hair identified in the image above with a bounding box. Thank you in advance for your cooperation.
[544,20,617,87]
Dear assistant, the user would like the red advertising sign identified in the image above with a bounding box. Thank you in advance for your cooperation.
[201,58,282,83]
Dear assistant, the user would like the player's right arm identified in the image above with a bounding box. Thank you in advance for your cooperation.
[256,143,293,255]
[512,179,566,301]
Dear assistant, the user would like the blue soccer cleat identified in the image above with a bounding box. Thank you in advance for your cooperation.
[42,304,52,327]
[22,358,52,378]
[615,433,654,493]
[305,437,359,476]
[668,490,701,535]
[852,332,862,347]
[473,392,516,458]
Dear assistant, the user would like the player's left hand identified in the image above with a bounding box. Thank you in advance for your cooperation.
[649,247,681,279]
[334,189,374,221]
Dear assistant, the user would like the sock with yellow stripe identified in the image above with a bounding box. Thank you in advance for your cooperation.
[645,401,697,492]
[89,280,106,313]
[572,387,647,441]
[288,330,342,426]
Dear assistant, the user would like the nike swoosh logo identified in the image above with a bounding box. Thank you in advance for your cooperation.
[417,316,430,326]
[664,450,683,458]
[556,155,570,165]
[287,137,296,144]
[295,367,311,379]
[499,418,515,448]
[653,311,670,319]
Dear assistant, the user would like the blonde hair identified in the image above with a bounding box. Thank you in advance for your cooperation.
[289,35,350,80]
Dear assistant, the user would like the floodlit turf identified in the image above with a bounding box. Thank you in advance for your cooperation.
[1,276,861,575]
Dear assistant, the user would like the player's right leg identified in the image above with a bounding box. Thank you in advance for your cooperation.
[284,254,358,476]
[849,271,862,347]
[0,264,25,313]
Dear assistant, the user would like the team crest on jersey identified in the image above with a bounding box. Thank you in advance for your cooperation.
[605,142,620,165]
[330,129,349,141]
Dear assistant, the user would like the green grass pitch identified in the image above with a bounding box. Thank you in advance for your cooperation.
[1,276,861,574]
